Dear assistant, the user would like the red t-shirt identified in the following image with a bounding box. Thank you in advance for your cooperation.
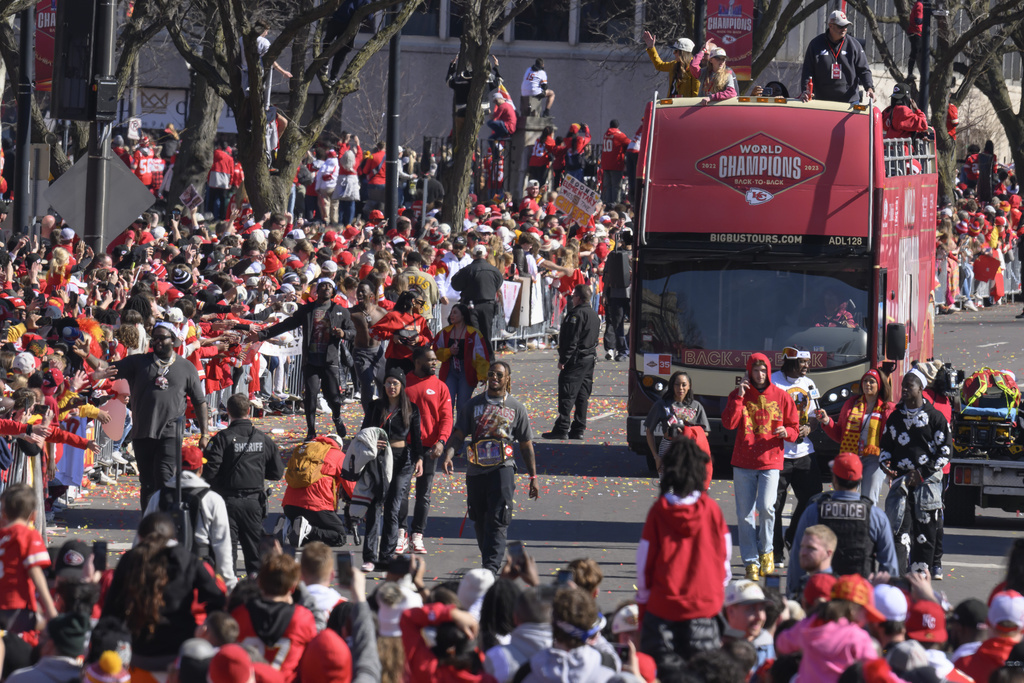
[0,524,51,611]
[600,128,631,171]
[557,269,586,294]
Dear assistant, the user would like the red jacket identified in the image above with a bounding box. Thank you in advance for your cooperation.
[637,492,729,621]
[600,127,631,171]
[282,440,346,512]
[955,635,1019,683]
[406,373,453,448]
[946,103,959,140]
[233,599,317,683]
[401,603,499,683]
[361,150,387,186]
[372,311,433,360]
[721,353,798,470]
[882,103,929,139]
[908,1,924,36]
[528,136,556,168]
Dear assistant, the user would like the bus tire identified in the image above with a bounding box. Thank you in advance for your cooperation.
[943,482,978,527]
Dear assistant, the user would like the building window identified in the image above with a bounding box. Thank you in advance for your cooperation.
[514,6,570,42]
[579,0,635,43]
[403,0,441,36]
[449,2,465,39]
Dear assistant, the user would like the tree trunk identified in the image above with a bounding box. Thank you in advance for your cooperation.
[169,66,223,209]
[972,57,1024,189]
[440,37,494,228]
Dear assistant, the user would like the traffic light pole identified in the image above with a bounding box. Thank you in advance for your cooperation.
[385,5,402,229]
[83,0,115,256]
[15,5,34,235]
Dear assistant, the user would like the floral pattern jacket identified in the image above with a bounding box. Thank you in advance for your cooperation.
[879,402,951,479]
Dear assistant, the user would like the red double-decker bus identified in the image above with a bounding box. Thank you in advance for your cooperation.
[627,96,938,470]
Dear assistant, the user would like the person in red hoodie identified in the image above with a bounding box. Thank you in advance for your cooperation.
[371,289,433,376]
[636,437,729,668]
[955,590,1024,683]
[232,553,317,683]
[401,601,498,683]
[721,352,799,580]
[399,347,453,555]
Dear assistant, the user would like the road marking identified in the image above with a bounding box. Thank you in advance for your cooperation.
[978,342,1008,348]
[942,561,1003,569]
[589,411,616,422]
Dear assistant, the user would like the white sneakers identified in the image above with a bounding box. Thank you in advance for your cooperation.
[410,532,426,554]
[964,301,979,311]
[395,529,408,554]
[605,350,615,360]
[360,561,375,573]
[287,516,312,548]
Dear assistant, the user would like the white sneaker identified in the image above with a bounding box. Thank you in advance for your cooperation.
[411,532,426,554]
[964,301,979,311]
[287,516,312,547]
[96,453,114,467]
[109,450,129,465]
[395,529,408,554]
[360,561,376,573]
[605,350,615,360]
[94,472,114,486]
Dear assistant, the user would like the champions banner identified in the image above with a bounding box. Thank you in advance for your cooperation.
[705,0,754,80]
[34,0,57,92]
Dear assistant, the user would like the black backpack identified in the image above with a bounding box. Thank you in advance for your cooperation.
[603,249,631,289]
[158,486,212,555]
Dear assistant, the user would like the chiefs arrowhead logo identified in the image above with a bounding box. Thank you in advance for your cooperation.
[426,389,436,395]
[696,133,825,200]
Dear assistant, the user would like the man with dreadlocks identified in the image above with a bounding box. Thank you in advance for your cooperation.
[442,361,539,573]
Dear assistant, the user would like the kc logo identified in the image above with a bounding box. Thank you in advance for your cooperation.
[921,613,937,629]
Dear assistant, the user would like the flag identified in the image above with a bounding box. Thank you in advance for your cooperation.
[497,80,515,111]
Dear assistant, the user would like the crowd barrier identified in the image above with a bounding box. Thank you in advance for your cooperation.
[2,441,49,544]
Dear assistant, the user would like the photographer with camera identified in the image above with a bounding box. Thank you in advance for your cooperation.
[882,83,928,143]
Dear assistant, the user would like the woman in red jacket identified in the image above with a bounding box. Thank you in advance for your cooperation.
[817,368,894,504]
[372,289,433,376]
[636,438,729,669]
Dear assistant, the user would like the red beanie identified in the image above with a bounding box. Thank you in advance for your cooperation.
[207,644,255,683]
[300,629,352,683]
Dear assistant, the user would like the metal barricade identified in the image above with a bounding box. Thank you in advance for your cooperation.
[2,441,47,544]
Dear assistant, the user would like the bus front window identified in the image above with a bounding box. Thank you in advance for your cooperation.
[637,259,871,370]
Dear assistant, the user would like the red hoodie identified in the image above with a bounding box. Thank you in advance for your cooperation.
[721,352,799,470]
[406,373,453,448]
[299,628,351,682]
[955,635,1020,683]
[636,491,730,622]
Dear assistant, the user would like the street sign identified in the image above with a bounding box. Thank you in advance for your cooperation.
[127,116,141,141]
[44,155,155,247]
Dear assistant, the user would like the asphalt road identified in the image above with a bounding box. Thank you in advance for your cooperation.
[58,307,1024,613]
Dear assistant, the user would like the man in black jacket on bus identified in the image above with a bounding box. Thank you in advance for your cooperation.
[543,284,601,440]
[251,278,356,441]
[799,10,875,104]
[202,393,283,575]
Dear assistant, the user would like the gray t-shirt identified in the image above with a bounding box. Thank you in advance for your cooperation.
[114,353,206,439]
[456,392,533,476]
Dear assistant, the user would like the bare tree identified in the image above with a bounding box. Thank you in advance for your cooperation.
[159,0,421,216]
[967,26,1024,184]
[846,0,1022,199]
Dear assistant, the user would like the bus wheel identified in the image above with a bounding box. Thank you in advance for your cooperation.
[944,482,978,527]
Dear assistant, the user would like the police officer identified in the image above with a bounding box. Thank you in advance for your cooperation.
[787,453,899,591]
[543,284,600,440]
[450,245,504,350]
[202,393,283,575]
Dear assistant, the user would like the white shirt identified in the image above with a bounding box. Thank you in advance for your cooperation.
[520,67,547,97]
[771,371,819,458]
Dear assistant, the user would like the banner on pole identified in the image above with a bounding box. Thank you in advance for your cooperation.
[705,0,754,80]
[34,0,57,92]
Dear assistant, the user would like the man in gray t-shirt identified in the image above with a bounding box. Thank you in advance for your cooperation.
[96,323,209,509]
[442,360,539,572]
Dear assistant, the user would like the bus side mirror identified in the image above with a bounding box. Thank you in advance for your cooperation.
[885,323,907,361]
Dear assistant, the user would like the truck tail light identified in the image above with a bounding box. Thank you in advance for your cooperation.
[954,466,980,485]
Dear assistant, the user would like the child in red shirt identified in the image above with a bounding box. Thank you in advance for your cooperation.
[0,484,59,633]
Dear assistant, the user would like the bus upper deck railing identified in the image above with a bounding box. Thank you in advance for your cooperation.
[883,131,937,178]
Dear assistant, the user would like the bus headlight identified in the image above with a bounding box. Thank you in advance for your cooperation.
[820,383,857,410]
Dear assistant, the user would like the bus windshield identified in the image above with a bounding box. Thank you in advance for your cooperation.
[637,255,871,370]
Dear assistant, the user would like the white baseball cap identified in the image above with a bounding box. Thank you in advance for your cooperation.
[672,38,695,52]
[611,605,640,634]
[874,584,909,622]
[989,590,1024,631]
[828,9,852,26]
[724,580,766,607]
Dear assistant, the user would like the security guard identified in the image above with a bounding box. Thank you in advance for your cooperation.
[787,453,899,591]
[543,284,601,440]
[202,393,283,575]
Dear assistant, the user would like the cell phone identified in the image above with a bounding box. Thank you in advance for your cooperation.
[765,574,781,590]
[93,541,108,572]
[507,540,526,565]
[336,551,353,588]
[36,316,52,328]
[611,642,631,657]
[556,569,574,586]
[31,404,49,416]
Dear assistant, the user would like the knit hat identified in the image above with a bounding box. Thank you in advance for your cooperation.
[457,569,496,619]
[175,638,216,681]
[207,644,255,683]
[299,628,352,683]
[47,612,91,658]
[82,651,131,683]
[385,366,407,387]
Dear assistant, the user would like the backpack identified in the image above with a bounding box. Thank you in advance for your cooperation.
[603,249,631,289]
[158,486,212,555]
[285,440,331,489]
[960,367,1021,410]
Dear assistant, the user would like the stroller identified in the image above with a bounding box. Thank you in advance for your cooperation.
[953,367,1024,460]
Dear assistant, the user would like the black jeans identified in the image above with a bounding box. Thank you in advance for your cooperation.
[323,19,355,80]
[399,452,437,535]
[471,301,499,350]
[553,355,595,435]
[283,504,347,547]
[773,454,822,562]
[640,613,721,671]
[364,451,414,563]
[467,466,516,573]
[603,297,629,354]
[222,494,263,575]
[353,345,385,414]
[303,362,345,435]
[135,437,179,511]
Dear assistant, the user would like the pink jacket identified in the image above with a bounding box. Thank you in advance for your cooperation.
[776,616,877,683]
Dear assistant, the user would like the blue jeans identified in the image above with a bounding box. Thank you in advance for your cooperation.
[445,365,475,424]
[487,120,512,139]
[287,185,296,216]
[339,200,357,226]
[861,455,887,505]
[734,467,780,566]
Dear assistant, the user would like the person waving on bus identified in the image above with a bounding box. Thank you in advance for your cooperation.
[690,42,738,105]
[882,83,928,139]
[642,31,699,98]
